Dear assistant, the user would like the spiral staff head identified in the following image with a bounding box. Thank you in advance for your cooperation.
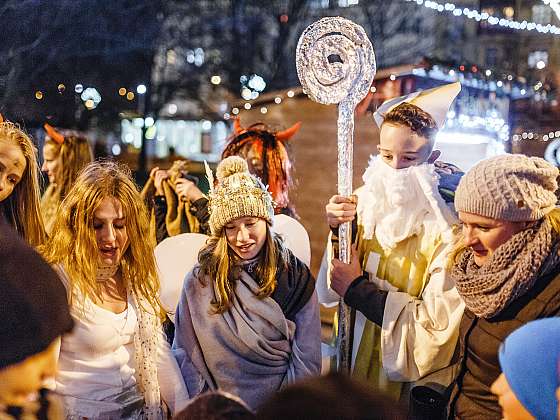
[295,16,376,108]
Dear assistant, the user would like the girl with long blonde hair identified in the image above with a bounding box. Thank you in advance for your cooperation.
[173,156,321,410]
[0,116,46,247]
[40,123,93,235]
[41,160,188,419]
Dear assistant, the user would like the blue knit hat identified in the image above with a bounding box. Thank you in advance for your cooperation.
[498,318,560,420]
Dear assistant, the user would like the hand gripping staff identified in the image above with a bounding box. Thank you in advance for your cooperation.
[296,16,376,372]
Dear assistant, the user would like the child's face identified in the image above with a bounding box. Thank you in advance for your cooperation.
[41,143,61,185]
[377,123,434,169]
[225,216,267,260]
[0,139,26,203]
[0,340,59,406]
[491,373,535,420]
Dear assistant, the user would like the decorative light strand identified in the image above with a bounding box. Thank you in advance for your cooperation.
[513,130,560,142]
[410,67,531,98]
[405,0,560,36]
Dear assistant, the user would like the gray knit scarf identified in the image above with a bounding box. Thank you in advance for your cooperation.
[451,218,560,319]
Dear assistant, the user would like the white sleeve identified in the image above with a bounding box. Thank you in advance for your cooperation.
[157,331,190,415]
[316,232,340,307]
[380,241,465,382]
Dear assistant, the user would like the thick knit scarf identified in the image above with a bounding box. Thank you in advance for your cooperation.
[451,218,560,319]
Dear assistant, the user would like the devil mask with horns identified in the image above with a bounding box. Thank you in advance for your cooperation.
[222,118,301,218]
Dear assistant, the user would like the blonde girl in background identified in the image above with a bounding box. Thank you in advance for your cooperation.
[0,114,46,246]
[40,123,93,235]
[41,160,188,419]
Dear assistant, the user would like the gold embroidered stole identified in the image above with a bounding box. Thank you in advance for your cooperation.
[352,224,441,398]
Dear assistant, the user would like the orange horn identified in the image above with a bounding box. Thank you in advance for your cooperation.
[44,123,65,144]
[276,121,301,142]
[233,116,244,135]
[0,113,4,123]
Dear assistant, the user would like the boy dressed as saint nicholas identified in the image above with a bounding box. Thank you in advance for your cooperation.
[318,82,465,400]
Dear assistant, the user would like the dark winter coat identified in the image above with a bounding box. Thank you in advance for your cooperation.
[447,266,560,419]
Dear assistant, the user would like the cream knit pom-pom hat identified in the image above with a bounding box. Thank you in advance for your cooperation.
[208,156,274,235]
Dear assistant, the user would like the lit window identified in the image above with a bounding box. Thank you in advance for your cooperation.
[309,0,329,8]
[338,0,359,7]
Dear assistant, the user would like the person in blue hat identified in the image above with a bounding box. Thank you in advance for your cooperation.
[491,318,560,420]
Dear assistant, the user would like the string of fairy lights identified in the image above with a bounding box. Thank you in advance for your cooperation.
[405,0,560,35]
[226,89,297,120]
[230,79,559,146]
[513,130,560,142]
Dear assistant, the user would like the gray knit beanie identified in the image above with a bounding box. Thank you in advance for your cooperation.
[455,154,559,221]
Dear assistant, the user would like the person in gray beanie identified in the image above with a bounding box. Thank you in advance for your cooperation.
[446,154,560,420]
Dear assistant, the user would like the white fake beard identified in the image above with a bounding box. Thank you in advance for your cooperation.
[358,156,447,251]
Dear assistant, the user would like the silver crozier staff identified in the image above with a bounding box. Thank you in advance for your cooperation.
[296,16,376,372]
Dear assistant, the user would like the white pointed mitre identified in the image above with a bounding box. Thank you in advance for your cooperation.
[373,81,461,128]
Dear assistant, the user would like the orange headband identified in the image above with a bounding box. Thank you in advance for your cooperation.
[43,123,65,145]
[232,117,301,143]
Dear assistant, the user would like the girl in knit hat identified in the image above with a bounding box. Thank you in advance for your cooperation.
[40,161,188,419]
[172,156,321,410]
[447,154,560,419]
[40,124,93,236]
[0,116,46,247]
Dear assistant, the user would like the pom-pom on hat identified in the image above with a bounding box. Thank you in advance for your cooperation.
[498,318,560,420]
[208,156,274,236]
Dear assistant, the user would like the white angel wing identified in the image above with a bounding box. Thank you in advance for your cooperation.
[155,233,209,319]
[272,214,311,268]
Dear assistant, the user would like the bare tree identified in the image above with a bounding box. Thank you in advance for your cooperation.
[0,0,163,127]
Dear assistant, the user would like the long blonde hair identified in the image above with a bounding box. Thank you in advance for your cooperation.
[45,130,93,199]
[40,160,161,314]
[0,121,46,247]
[448,208,560,268]
[197,224,288,314]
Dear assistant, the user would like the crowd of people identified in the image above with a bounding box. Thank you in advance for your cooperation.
[1,79,560,420]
